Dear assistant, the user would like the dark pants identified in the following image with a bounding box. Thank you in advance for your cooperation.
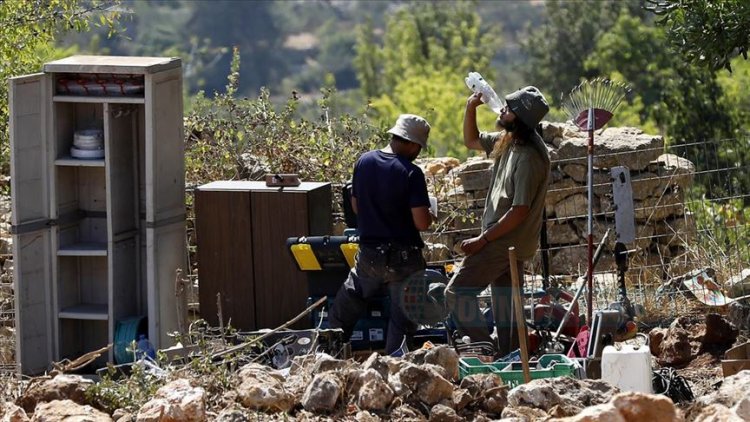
[444,243,525,357]
[329,244,425,354]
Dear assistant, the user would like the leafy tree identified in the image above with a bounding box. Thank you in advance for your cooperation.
[353,18,382,99]
[645,0,750,72]
[354,2,497,99]
[370,68,500,158]
[0,0,120,176]
[584,13,734,145]
[353,3,501,158]
[186,1,286,96]
[523,0,646,104]
[717,57,750,137]
[184,49,385,189]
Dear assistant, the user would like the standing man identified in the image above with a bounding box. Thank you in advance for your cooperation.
[330,114,433,354]
[446,87,550,357]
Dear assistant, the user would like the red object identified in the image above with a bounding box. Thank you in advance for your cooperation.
[573,108,614,130]
[536,290,581,337]
[569,325,590,358]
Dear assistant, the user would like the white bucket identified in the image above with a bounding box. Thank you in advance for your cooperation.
[601,344,653,393]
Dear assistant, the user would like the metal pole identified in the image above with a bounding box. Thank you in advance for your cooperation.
[587,106,595,325]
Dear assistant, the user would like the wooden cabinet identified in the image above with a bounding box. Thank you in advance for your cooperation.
[195,181,331,331]
[9,56,186,374]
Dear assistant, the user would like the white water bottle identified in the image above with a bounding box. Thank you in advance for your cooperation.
[465,72,504,114]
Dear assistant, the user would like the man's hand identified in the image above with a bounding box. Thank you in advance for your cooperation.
[460,236,487,256]
[466,92,484,109]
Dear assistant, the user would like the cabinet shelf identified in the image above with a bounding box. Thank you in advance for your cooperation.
[55,156,105,167]
[53,95,145,104]
[59,304,108,320]
[58,242,107,256]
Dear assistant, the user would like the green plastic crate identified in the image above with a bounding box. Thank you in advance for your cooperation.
[458,354,577,388]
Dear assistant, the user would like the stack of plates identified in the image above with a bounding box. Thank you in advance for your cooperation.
[71,129,104,159]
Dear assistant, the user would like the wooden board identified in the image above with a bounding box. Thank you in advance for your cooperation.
[195,190,256,329]
[9,74,54,375]
[44,56,180,74]
[105,103,138,236]
[145,221,186,349]
[145,68,184,223]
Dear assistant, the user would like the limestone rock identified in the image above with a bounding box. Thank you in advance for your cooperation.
[690,404,743,422]
[459,373,508,414]
[634,192,684,222]
[236,364,294,412]
[312,355,348,374]
[549,403,625,422]
[501,405,549,420]
[630,172,668,201]
[653,318,695,367]
[112,409,134,422]
[554,193,596,220]
[135,379,205,422]
[406,346,459,382]
[610,392,682,422]
[547,222,579,245]
[355,410,382,422]
[507,382,563,411]
[429,404,463,422]
[508,377,618,415]
[451,159,493,192]
[694,370,750,410]
[391,404,427,421]
[651,154,695,189]
[214,408,250,422]
[546,178,584,206]
[727,268,750,299]
[397,363,454,406]
[1,402,29,422]
[301,372,342,413]
[555,127,663,171]
[356,372,394,411]
[16,374,94,413]
[700,313,738,353]
[31,400,111,422]
[452,389,472,412]
[540,122,566,143]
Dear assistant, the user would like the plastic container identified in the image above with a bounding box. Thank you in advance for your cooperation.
[114,316,147,364]
[465,72,504,114]
[459,354,578,388]
[136,334,157,360]
[601,344,653,393]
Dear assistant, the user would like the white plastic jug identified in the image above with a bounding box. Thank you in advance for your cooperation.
[601,344,653,393]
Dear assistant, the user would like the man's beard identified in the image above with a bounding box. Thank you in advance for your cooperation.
[497,118,517,132]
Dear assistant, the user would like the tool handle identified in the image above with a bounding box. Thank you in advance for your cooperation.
[509,247,532,384]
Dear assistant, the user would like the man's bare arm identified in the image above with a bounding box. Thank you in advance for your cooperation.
[464,93,484,151]
[411,206,432,231]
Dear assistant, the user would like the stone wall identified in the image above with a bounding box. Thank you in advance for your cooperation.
[418,122,697,275]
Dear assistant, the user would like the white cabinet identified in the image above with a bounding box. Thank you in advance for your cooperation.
[9,56,186,374]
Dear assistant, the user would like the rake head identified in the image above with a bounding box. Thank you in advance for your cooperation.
[562,78,631,130]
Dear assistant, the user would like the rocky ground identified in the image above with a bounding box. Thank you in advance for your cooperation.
[0,312,748,421]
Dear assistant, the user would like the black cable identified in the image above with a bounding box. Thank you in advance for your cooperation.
[652,367,694,404]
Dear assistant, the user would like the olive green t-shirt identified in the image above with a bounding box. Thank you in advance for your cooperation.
[479,131,551,260]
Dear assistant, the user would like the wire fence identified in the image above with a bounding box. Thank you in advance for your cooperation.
[2,137,748,375]
[421,137,749,318]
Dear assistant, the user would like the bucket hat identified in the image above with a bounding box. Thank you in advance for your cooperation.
[505,86,549,128]
[387,114,430,148]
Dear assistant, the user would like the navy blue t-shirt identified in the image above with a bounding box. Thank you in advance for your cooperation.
[352,150,430,247]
